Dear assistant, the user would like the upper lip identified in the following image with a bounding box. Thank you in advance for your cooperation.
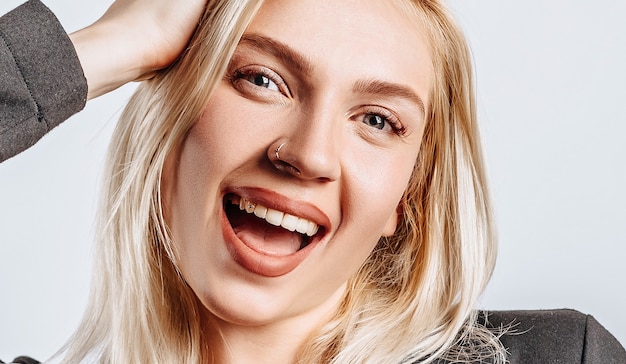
[225,186,332,235]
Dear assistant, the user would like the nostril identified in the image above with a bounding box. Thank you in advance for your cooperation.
[274,160,301,176]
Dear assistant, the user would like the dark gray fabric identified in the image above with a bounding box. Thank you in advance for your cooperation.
[0,357,40,364]
[583,314,626,363]
[484,309,626,363]
[0,0,87,162]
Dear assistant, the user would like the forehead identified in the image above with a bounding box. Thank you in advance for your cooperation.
[245,0,434,104]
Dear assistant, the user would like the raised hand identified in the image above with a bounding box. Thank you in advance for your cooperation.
[70,0,208,99]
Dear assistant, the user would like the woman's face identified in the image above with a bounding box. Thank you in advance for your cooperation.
[163,0,432,329]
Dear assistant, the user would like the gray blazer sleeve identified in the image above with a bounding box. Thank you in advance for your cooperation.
[0,0,87,162]
[486,309,626,364]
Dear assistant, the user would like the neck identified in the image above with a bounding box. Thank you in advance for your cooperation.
[205,284,346,364]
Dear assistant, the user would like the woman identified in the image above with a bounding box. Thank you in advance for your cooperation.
[1,0,624,363]
[77,0,506,362]
[63,0,505,362]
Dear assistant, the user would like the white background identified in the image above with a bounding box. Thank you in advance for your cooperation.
[1,0,624,361]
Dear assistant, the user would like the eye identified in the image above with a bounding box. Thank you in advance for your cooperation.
[358,107,406,136]
[243,72,279,91]
[363,114,386,130]
[230,65,289,97]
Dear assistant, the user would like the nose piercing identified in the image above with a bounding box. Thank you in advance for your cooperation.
[272,142,300,175]
[275,142,286,161]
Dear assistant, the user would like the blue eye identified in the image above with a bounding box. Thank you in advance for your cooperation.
[362,114,386,130]
[356,108,406,136]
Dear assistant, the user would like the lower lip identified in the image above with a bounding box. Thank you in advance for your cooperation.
[220,207,319,277]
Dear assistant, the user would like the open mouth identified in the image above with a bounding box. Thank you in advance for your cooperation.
[223,194,324,256]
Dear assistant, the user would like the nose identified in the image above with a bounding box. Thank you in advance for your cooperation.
[268,111,341,182]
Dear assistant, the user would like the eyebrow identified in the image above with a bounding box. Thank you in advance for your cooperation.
[238,33,314,75]
[238,33,426,117]
[352,79,426,117]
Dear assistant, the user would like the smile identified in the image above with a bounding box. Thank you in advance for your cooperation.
[221,189,329,277]
[230,195,320,237]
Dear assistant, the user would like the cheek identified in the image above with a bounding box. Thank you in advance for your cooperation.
[163,127,215,220]
[160,106,231,262]
[331,144,418,270]
[162,92,247,210]
[346,143,417,220]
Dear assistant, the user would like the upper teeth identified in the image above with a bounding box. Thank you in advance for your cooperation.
[232,196,320,237]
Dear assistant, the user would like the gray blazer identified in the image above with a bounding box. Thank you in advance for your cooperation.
[0,0,86,162]
[481,309,626,363]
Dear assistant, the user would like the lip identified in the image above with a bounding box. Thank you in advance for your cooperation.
[221,187,331,277]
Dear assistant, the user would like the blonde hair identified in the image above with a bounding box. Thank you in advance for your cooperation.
[61,0,505,363]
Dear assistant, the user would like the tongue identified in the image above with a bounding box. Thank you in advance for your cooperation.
[231,212,302,256]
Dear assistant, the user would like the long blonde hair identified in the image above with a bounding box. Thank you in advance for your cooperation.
[62,0,505,363]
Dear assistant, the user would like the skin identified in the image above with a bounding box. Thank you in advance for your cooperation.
[70,0,207,99]
[162,0,433,362]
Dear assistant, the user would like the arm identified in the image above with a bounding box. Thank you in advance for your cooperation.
[70,0,207,99]
[0,0,86,162]
[0,0,206,162]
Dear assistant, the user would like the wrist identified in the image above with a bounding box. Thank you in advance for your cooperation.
[70,21,148,99]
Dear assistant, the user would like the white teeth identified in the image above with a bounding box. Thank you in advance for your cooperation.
[281,214,299,232]
[232,196,320,237]
[253,205,267,219]
[295,218,310,234]
[265,208,284,226]
[309,221,319,236]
